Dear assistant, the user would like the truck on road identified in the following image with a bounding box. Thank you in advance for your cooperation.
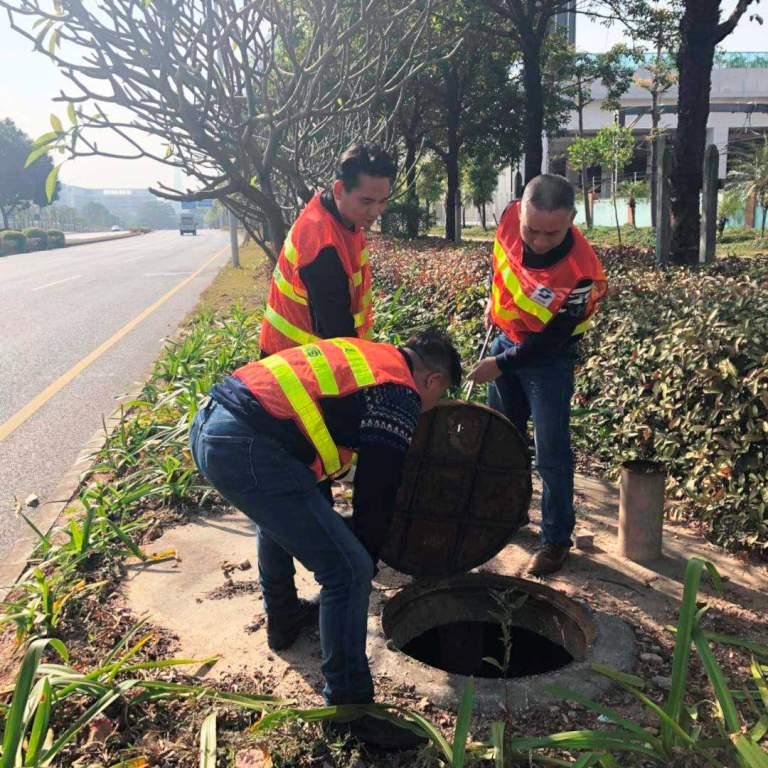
[179,213,197,236]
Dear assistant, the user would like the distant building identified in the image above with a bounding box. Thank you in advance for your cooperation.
[58,185,179,223]
[439,53,768,228]
[553,0,577,46]
[547,55,768,194]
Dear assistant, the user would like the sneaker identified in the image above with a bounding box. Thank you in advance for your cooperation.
[526,543,571,577]
[266,596,319,651]
[324,714,427,751]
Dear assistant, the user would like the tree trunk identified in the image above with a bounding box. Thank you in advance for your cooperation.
[442,63,462,242]
[481,202,487,230]
[521,38,544,184]
[670,2,718,265]
[445,151,460,241]
[0,206,8,229]
[404,134,419,239]
[762,204,767,238]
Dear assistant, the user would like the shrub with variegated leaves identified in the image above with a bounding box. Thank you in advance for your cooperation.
[576,250,768,553]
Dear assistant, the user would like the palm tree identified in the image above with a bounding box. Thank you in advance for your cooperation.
[727,135,768,238]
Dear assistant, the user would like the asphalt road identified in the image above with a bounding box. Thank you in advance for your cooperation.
[0,229,230,564]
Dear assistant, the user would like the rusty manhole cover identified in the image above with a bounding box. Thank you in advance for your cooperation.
[380,401,532,579]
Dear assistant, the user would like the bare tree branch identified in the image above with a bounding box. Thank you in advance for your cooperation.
[2,0,450,259]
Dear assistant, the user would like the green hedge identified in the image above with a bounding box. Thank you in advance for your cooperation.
[576,250,768,553]
[1,230,27,254]
[47,229,66,248]
[370,236,768,554]
[23,227,48,249]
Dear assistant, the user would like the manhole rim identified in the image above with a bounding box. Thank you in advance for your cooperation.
[369,573,636,713]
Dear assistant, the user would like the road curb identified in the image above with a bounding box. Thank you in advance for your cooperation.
[65,231,144,248]
[0,380,148,602]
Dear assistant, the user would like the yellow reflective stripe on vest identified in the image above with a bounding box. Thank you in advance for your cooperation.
[283,231,299,266]
[351,248,369,287]
[329,339,376,386]
[261,354,341,475]
[352,289,373,328]
[491,281,520,321]
[573,316,592,336]
[264,306,319,346]
[493,240,554,324]
[302,344,339,395]
[272,263,307,305]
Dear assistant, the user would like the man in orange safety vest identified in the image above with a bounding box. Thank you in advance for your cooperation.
[468,174,607,577]
[259,143,396,356]
[190,329,462,749]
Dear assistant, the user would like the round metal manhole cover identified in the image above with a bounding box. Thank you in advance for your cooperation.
[380,401,532,579]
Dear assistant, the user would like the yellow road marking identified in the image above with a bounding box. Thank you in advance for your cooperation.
[0,245,228,443]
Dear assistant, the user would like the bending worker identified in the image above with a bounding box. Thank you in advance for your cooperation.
[467,174,607,577]
[259,142,396,356]
[189,330,462,749]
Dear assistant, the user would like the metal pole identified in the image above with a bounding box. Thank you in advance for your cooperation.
[228,208,240,268]
[619,460,666,562]
[463,325,495,401]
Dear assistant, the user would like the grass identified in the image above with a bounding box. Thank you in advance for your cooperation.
[197,240,270,313]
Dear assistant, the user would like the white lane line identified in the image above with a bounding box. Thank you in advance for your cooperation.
[32,275,82,292]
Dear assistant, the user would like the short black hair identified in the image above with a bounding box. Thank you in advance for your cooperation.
[522,173,575,212]
[403,327,462,388]
[336,143,397,192]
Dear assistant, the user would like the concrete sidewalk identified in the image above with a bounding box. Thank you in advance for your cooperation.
[124,473,768,704]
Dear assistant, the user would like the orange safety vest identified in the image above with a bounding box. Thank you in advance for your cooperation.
[259,193,374,355]
[233,338,417,481]
[490,202,607,344]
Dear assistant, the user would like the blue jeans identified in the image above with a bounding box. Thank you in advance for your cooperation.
[189,400,375,705]
[487,334,576,547]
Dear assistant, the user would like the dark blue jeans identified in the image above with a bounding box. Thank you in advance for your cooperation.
[487,334,576,547]
[189,400,375,705]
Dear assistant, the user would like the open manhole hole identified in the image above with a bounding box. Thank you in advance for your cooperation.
[401,621,575,678]
[366,403,635,712]
[373,572,634,713]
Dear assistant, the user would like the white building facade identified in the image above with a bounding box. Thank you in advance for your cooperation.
[442,56,768,229]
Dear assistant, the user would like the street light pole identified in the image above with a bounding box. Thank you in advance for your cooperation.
[228,207,240,268]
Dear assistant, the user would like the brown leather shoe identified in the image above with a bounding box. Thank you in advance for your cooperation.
[526,544,571,577]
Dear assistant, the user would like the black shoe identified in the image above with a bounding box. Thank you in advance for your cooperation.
[526,543,571,577]
[324,714,427,751]
[266,596,319,651]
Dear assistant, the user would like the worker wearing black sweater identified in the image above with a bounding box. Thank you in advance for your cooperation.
[467,174,607,577]
[190,331,462,749]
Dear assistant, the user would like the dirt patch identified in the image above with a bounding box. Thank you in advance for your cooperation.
[197,241,270,313]
[206,579,261,600]
[0,628,22,690]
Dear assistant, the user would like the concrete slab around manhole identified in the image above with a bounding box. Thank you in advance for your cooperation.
[124,474,768,708]
[124,511,413,704]
[124,512,327,702]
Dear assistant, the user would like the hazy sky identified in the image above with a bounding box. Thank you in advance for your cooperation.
[1,4,764,191]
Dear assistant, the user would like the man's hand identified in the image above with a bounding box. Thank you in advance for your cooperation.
[483,298,493,330]
[468,356,502,385]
